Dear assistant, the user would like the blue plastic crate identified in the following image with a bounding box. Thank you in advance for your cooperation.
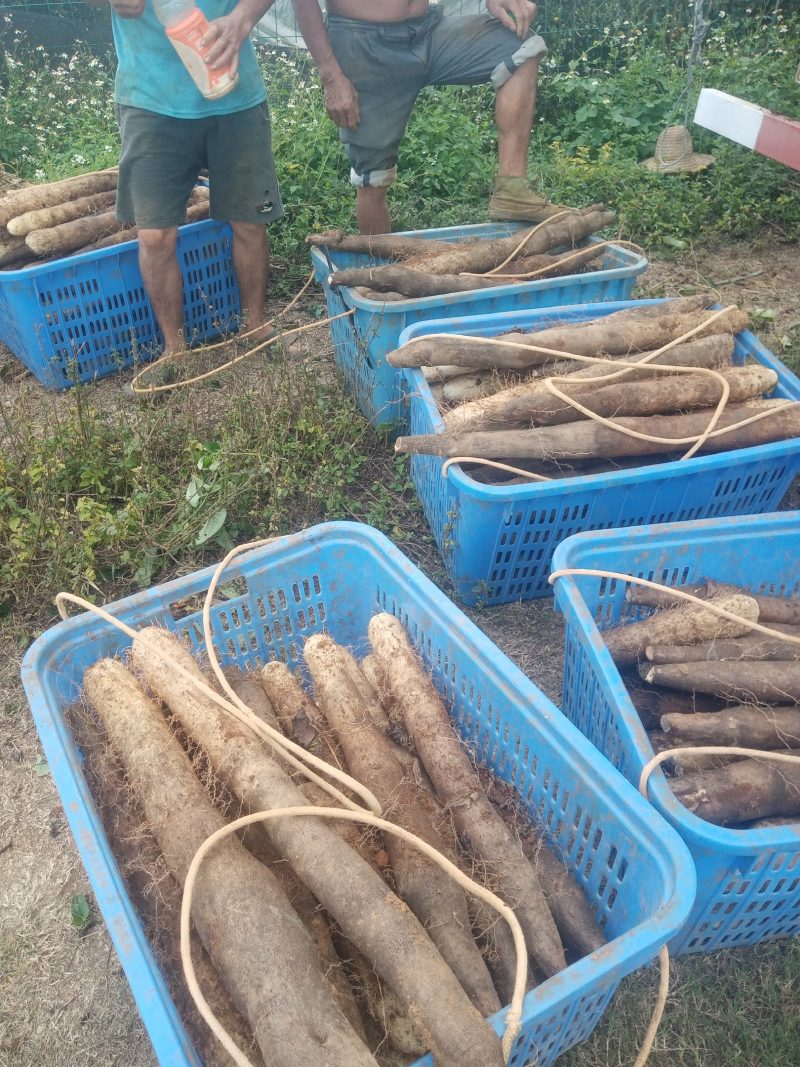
[310,222,647,428]
[0,218,240,390]
[401,299,800,606]
[21,521,694,1067]
[552,511,800,954]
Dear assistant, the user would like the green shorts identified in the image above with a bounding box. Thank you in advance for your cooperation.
[116,102,284,228]
[327,8,547,188]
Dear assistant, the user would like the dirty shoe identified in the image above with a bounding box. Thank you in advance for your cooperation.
[488,176,570,222]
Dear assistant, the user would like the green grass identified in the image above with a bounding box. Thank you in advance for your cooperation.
[0,350,425,634]
[566,939,800,1065]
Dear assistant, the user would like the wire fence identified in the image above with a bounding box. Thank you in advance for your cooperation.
[1,0,793,65]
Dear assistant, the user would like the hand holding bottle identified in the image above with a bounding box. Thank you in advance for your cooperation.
[198,10,248,78]
[153,0,239,99]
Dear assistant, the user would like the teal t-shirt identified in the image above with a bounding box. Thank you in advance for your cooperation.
[112,0,266,118]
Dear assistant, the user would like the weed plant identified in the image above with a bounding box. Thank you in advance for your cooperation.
[0,354,420,630]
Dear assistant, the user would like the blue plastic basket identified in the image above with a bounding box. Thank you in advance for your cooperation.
[21,521,694,1067]
[401,299,800,606]
[552,511,800,954]
[310,222,647,428]
[0,218,240,391]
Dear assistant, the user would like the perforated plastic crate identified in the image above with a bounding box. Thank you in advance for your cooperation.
[0,218,240,390]
[401,299,800,605]
[552,511,800,954]
[310,222,647,427]
[21,522,693,1067]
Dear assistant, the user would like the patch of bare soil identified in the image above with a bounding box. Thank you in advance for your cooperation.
[634,239,800,371]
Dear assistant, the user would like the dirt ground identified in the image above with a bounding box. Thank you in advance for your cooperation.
[1,239,798,1067]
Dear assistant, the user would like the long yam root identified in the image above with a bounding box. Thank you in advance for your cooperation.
[368,613,566,978]
[389,304,749,370]
[71,704,262,1067]
[628,580,800,626]
[646,636,800,663]
[444,364,775,432]
[304,634,501,1018]
[672,758,800,824]
[603,592,760,667]
[0,168,118,228]
[641,660,800,704]
[84,658,377,1067]
[394,402,800,463]
[443,335,735,433]
[660,705,800,749]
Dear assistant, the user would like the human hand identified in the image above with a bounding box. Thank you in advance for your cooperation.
[486,0,537,40]
[200,12,247,76]
[108,0,145,18]
[323,72,360,128]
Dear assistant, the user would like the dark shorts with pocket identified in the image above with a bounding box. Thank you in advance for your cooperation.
[327,8,547,187]
[116,101,284,228]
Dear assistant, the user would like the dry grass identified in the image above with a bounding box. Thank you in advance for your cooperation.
[0,637,155,1067]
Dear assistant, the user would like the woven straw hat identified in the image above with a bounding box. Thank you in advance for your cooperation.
[643,125,714,173]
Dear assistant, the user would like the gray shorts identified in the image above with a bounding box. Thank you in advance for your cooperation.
[327,8,547,188]
[116,102,284,228]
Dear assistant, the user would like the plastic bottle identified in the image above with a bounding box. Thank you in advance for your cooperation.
[152,0,239,101]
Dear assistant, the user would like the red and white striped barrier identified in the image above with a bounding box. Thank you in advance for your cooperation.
[694,87,800,171]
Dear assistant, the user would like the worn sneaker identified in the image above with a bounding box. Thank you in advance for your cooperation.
[488,176,571,222]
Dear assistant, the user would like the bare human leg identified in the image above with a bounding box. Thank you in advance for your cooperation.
[356,186,392,235]
[495,56,539,177]
[230,220,272,338]
[489,56,568,221]
[138,227,185,355]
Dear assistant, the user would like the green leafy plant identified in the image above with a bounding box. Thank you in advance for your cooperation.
[70,893,92,932]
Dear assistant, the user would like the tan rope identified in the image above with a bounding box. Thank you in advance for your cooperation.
[633,946,670,1067]
[479,209,578,275]
[442,457,551,481]
[180,806,528,1067]
[131,306,355,395]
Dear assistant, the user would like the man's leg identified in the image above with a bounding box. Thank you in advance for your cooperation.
[426,14,568,220]
[207,104,282,334]
[116,106,202,365]
[326,15,425,234]
[230,220,270,334]
[356,187,392,236]
[137,227,185,355]
[495,56,539,178]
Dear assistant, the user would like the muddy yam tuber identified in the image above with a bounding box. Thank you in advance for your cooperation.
[84,658,378,1067]
[368,613,566,978]
[304,634,501,1018]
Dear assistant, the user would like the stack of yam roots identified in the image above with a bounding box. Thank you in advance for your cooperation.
[0,168,209,269]
[72,613,606,1067]
[601,579,800,828]
[307,206,617,302]
[391,294,800,484]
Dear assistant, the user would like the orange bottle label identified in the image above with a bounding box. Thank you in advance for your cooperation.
[166,8,239,100]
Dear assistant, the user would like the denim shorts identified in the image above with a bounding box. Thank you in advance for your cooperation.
[116,102,284,228]
[327,8,547,187]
